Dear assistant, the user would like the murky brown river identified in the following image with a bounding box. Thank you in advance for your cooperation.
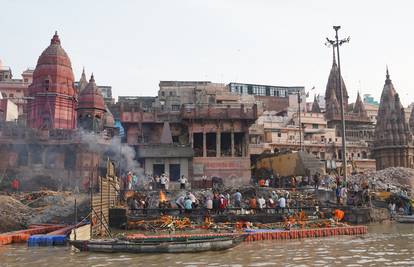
[1,223,413,267]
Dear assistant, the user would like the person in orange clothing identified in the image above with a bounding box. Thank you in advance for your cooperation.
[332,209,345,222]
[11,179,20,192]
[249,196,257,214]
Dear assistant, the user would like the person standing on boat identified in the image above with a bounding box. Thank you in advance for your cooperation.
[179,175,188,190]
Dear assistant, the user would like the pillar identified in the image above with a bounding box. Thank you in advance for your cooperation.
[231,131,235,157]
[216,130,221,157]
[203,131,207,157]
[244,132,249,157]
[189,125,193,148]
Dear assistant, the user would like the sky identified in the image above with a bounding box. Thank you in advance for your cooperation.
[1,0,414,105]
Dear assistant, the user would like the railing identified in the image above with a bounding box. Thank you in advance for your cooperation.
[127,206,320,217]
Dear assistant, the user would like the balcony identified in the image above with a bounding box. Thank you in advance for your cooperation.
[137,144,194,158]
[180,103,257,120]
[121,110,181,123]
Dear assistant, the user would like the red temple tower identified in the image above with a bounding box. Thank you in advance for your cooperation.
[27,32,77,129]
[76,74,107,132]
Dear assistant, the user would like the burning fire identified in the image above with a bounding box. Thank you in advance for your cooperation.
[159,191,167,202]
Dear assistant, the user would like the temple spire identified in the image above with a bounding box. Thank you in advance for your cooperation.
[50,31,61,45]
[332,45,337,66]
[78,67,88,92]
[311,95,321,113]
[386,66,391,84]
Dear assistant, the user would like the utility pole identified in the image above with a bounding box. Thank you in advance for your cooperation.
[326,26,350,181]
[297,91,303,151]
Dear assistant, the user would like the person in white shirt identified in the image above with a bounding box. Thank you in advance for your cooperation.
[160,173,167,190]
[179,175,188,189]
[257,196,266,211]
[340,186,348,205]
[278,196,286,213]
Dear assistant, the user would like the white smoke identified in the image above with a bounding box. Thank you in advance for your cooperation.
[77,130,144,179]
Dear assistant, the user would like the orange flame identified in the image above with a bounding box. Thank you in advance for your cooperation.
[159,191,167,202]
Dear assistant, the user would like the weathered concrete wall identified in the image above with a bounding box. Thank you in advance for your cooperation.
[0,143,101,192]
[144,158,190,179]
[192,157,251,186]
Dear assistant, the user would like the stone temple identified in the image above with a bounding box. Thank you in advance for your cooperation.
[373,68,414,169]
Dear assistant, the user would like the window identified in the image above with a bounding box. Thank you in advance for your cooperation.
[171,104,180,111]
[265,131,272,142]
[312,124,318,129]
[252,85,266,96]
[24,79,28,82]
[44,79,50,90]
[169,91,173,96]
[277,132,282,137]
[9,93,14,98]
[161,91,165,97]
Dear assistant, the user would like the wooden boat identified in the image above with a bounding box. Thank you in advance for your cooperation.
[70,234,246,253]
[396,215,414,223]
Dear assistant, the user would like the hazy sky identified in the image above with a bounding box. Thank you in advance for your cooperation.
[2,0,414,105]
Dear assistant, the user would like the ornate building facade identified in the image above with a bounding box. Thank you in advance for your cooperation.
[76,74,107,132]
[26,32,77,129]
[324,49,374,144]
[373,69,414,170]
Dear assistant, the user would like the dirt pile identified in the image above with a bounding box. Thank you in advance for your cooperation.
[349,167,414,196]
[0,191,90,233]
[28,192,89,225]
[0,195,32,233]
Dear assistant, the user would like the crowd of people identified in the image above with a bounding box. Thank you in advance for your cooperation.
[172,189,292,215]
[121,171,189,191]
[256,172,374,207]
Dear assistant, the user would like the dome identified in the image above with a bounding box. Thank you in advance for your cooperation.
[77,74,106,111]
[29,31,76,96]
[27,32,77,129]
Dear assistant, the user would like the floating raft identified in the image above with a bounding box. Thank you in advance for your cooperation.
[125,225,367,243]
[28,224,88,246]
[0,224,66,245]
[244,225,368,242]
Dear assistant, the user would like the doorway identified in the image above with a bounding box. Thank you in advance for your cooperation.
[153,164,165,177]
[169,164,180,181]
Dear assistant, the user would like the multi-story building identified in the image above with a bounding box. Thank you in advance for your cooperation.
[119,81,258,186]
[227,82,305,112]
[0,61,33,119]
[0,32,117,192]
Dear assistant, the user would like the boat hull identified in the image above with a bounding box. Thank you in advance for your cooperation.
[70,235,245,253]
[396,215,414,223]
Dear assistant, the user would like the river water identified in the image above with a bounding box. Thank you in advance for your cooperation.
[1,223,413,267]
